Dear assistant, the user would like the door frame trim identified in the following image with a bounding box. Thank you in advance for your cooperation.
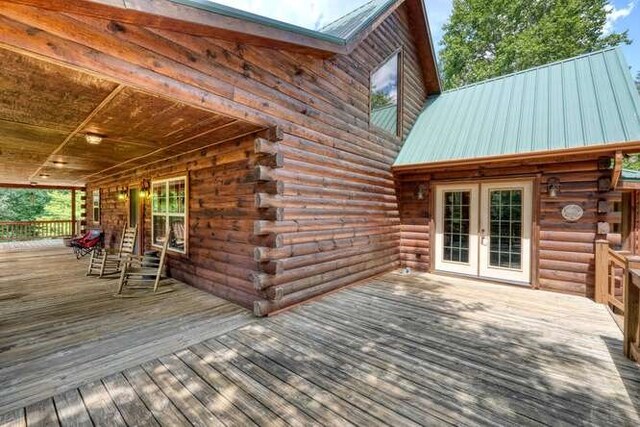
[479,179,533,284]
[127,185,144,255]
[432,177,535,285]
[434,182,480,276]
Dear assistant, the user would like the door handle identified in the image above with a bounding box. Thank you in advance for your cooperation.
[480,228,488,246]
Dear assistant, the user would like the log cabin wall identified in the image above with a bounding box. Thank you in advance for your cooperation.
[5,1,432,314]
[85,133,270,309]
[251,6,428,314]
[396,155,621,298]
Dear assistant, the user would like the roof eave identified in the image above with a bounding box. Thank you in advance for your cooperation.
[392,140,640,173]
[7,0,350,57]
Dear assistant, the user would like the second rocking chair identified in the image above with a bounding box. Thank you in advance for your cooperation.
[116,233,171,295]
[87,226,138,277]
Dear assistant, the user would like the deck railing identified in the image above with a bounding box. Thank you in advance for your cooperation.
[0,220,80,241]
[595,239,640,361]
[625,269,640,361]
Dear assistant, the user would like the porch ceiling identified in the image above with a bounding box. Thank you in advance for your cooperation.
[0,47,262,186]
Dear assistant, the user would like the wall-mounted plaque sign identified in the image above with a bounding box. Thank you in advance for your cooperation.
[562,204,584,222]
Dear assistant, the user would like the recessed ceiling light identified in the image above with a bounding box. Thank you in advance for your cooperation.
[39,173,50,179]
[85,134,103,145]
[52,160,67,168]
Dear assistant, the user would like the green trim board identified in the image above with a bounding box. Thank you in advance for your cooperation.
[395,48,640,167]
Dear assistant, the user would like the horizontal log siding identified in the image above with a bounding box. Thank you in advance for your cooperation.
[251,7,426,314]
[5,2,432,314]
[397,177,430,271]
[396,156,620,298]
[86,134,267,309]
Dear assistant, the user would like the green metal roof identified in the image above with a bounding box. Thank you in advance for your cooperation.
[622,168,640,181]
[395,48,640,166]
[169,0,396,45]
[320,0,396,41]
[371,104,398,134]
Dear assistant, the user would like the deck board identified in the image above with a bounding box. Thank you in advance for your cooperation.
[0,245,255,413]
[1,247,640,425]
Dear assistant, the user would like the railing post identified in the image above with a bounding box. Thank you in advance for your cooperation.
[71,189,76,237]
[595,239,609,304]
[624,269,640,360]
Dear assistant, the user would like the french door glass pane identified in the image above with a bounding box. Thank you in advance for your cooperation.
[443,191,470,263]
[489,189,522,269]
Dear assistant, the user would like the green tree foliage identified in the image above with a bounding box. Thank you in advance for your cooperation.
[0,189,51,221]
[624,154,640,171]
[371,90,393,109]
[0,189,84,221]
[38,190,72,220]
[440,0,631,89]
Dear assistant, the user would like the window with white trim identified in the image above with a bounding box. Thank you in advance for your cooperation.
[151,176,187,253]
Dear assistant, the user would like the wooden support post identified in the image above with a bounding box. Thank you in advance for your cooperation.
[624,269,640,360]
[71,189,76,236]
[595,239,609,304]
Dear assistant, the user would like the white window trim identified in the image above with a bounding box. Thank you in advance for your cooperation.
[151,176,188,254]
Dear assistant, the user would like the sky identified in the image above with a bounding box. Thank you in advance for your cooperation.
[210,0,370,30]
[209,0,640,77]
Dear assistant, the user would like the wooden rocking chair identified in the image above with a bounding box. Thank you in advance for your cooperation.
[87,226,137,277]
[116,233,171,295]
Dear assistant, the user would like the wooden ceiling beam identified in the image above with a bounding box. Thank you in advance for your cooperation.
[90,127,263,185]
[0,182,85,190]
[28,84,125,182]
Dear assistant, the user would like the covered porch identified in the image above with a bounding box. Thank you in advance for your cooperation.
[2,244,639,425]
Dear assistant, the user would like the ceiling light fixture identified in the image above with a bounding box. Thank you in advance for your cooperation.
[39,173,50,179]
[52,160,67,168]
[85,133,103,145]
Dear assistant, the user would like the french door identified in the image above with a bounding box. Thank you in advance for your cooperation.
[435,180,532,284]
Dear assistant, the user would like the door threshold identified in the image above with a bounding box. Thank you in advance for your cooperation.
[432,270,532,288]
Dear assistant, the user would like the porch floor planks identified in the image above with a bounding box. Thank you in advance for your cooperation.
[0,245,255,414]
[2,252,640,425]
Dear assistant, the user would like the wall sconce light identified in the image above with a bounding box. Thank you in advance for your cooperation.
[415,184,427,200]
[117,186,128,201]
[139,179,151,199]
[547,178,560,198]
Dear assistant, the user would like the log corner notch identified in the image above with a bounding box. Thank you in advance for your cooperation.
[252,126,286,316]
[611,150,623,190]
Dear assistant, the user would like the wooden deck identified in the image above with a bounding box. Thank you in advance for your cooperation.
[0,245,255,415]
[2,248,640,425]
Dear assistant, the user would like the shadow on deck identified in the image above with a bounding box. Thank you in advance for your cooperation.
[0,244,254,415]
[1,246,639,425]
